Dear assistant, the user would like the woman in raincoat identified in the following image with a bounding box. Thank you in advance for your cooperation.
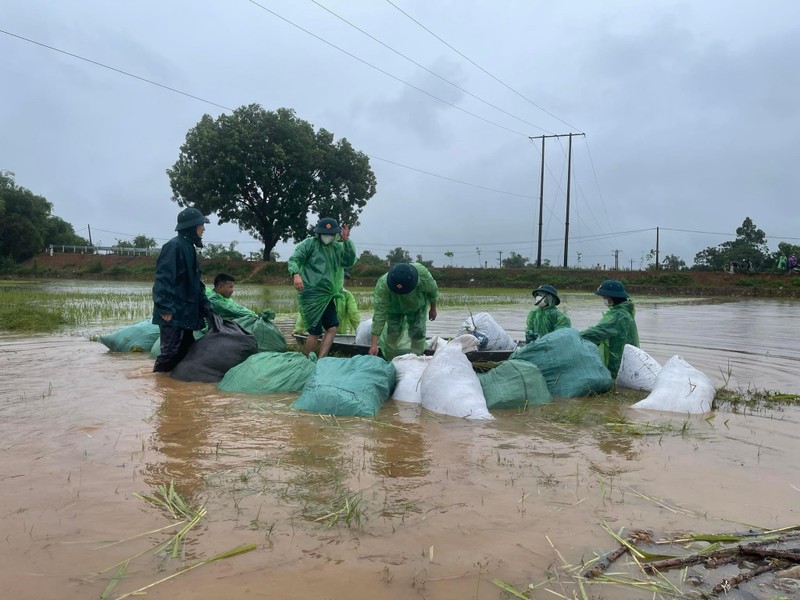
[287,218,357,357]
[525,284,571,343]
[368,263,438,360]
[579,279,639,378]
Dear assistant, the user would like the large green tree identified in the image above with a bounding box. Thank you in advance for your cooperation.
[692,217,769,271]
[167,104,377,261]
[0,171,87,262]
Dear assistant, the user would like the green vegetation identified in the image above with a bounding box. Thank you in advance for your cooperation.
[0,171,88,263]
[168,104,376,261]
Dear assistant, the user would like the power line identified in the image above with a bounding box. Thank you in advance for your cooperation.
[384,0,580,131]
[0,29,234,112]
[0,27,534,199]
[309,0,551,134]
[244,0,532,138]
[369,155,534,198]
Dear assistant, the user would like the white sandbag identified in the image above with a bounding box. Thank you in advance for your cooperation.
[427,335,449,351]
[460,312,517,351]
[617,345,662,392]
[419,334,493,420]
[391,354,433,403]
[355,318,372,345]
[632,356,714,414]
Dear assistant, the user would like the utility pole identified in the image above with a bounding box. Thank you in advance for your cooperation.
[613,249,620,270]
[630,258,634,271]
[87,224,93,246]
[497,250,503,268]
[528,132,585,269]
[655,227,660,270]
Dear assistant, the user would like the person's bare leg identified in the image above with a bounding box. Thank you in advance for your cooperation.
[318,326,338,358]
[303,334,319,356]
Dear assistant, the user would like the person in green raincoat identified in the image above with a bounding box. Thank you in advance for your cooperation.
[293,288,360,335]
[579,279,639,378]
[525,284,571,343]
[288,218,357,357]
[206,273,286,352]
[368,263,438,359]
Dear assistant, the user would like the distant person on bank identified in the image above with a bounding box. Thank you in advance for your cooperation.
[524,284,571,343]
[579,279,639,378]
[368,262,438,359]
[152,207,214,372]
[287,218,356,358]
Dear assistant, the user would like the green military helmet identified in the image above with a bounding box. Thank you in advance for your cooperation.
[594,279,629,299]
[387,263,419,295]
[313,217,341,234]
[533,284,561,305]
[175,207,210,231]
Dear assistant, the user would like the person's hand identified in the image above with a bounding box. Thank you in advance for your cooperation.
[293,274,304,292]
[340,225,350,241]
[161,313,172,322]
[428,306,437,321]
[368,342,379,356]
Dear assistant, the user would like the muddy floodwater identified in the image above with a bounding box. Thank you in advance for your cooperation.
[1,290,799,600]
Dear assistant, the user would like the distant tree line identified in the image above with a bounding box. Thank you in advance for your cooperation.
[0,171,88,264]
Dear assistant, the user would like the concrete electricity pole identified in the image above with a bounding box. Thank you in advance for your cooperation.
[529,132,585,268]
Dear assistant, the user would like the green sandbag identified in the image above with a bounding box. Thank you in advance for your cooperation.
[232,314,287,352]
[218,352,317,394]
[99,320,161,352]
[513,328,613,398]
[477,360,552,409]
[293,355,396,417]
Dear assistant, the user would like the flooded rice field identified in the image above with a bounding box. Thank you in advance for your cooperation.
[1,282,799,599]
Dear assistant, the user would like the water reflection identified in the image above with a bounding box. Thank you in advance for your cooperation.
[142,375,216,503]
[367,413,430,479]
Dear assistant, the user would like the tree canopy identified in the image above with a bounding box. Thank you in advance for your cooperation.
[167,104,377,260]
[0,171,87,262]
[386,247,412,265]
[501,252,529,268]
[693,217,769,271]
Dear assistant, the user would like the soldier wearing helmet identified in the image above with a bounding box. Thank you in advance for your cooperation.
[287,217,357,357]
[525,284,571,343]
[579,279,640,378]
[151,207,214,372]
[368,262,438,359]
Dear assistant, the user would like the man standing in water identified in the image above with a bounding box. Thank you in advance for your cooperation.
[152,207,213,372]
[288,217,357,358]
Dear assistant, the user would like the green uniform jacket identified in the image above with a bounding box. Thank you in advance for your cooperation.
[152,233,210,330]
[525,305,571,341]
[371,263,438,336]
[287,237,357,328]
[205,288,256,319]
[579,300,639,378]
[293,289,360,335]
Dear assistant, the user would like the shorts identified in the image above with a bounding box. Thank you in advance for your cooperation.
[308,300,339,335]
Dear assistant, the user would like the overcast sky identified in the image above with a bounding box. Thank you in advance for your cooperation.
[2,0,799,269]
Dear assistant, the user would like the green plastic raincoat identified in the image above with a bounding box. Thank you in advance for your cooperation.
[287,236,357,330]
[371,263,438,358]
[579,300,639,378]
[293,288,360,335]
[525,305,571,342]
[204,287,286,352]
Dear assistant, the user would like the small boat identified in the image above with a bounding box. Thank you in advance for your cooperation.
[292,334,518,363]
